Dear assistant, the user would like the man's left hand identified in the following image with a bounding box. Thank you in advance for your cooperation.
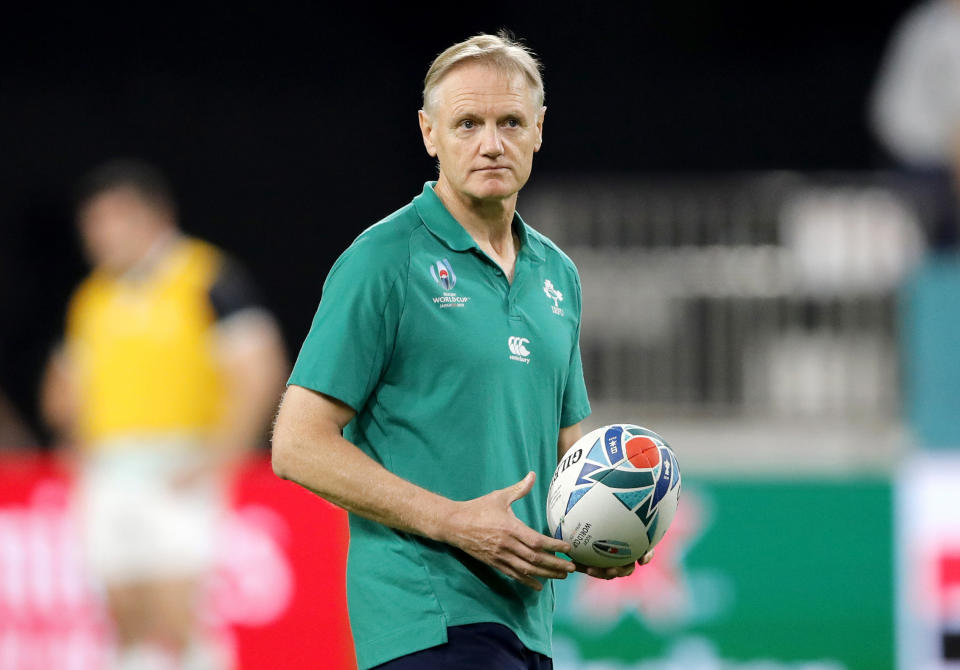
[575,548,654,580]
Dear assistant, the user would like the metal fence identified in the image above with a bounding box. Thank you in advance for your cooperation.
[522,173,927,426]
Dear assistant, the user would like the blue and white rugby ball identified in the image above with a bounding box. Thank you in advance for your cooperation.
[546,424,681,568]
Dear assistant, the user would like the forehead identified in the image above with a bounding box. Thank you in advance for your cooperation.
[432,62,537,114]
[79,187,155,221]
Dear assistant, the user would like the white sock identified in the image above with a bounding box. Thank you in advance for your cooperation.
[181,637,232,670]
[113,644,179,670]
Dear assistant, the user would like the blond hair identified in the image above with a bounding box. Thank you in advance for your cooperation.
[422,30,544,114]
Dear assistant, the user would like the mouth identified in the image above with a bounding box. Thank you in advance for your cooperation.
[475,166,509,172]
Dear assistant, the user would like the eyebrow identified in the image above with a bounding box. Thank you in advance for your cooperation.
[450,108,529,121]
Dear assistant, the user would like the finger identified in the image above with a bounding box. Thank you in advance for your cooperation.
[497,560,543,591]
[504,538,574,579]
[514,536,576,573]
[574,562,634,579]
[639,548,655,565]
[534,552,577,576]
[502,551,565,585]
[522,552,575,579]
[573,563,611,578]
[513,523,572,556]
[505,471,536,505]
[589,567,617,580]
[583,567,612,579]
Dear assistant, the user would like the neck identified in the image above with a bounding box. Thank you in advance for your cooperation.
[117,228,179,279]
[434,175,517,249]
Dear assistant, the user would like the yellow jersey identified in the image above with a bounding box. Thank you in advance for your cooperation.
[66,237,235,450]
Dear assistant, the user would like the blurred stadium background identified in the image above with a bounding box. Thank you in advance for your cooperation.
[2,2,960,669]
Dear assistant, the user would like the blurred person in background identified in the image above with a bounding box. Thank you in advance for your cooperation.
[41,160,288,670]
[871,0,960,248]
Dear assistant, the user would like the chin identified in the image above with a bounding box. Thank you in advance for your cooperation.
[467,178,518,201]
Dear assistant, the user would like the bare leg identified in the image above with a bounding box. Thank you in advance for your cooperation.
[106,582,154,649]
[144,576,200,653]
[106,576,216,670]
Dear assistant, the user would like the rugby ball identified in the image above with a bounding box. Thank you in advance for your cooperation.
[546,424,681,567]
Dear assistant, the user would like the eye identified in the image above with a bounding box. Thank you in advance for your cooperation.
[504,118,521,128]
[459,119,475,129]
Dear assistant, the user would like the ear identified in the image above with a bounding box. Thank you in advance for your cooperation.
[534,106,546,152]
[418,109,438,158]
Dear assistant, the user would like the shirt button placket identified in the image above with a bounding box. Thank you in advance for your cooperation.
[507,272,522,321]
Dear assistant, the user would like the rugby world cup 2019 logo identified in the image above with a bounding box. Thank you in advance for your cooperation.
[431,258,456,290]
[430,258,470,308]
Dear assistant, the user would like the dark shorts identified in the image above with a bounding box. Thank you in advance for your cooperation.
[371,622,553,670]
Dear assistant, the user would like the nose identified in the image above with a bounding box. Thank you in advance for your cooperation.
[480,124,504,158]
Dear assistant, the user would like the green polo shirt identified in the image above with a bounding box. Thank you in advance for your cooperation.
[288,181,591,669]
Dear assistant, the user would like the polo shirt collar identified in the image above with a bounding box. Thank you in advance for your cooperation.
[414,181,546,262]
[514,209,546,263]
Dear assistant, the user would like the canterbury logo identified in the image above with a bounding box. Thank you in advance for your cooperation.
[508,336,531,357]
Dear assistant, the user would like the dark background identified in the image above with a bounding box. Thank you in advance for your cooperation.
[0,1,915,438]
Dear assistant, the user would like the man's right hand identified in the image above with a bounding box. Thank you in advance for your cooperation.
[274,387,574,591]
[440,471,575,591]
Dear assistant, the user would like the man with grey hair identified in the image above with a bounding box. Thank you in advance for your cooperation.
[272,31,649,669]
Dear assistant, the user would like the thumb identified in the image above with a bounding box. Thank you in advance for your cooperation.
[505,471,536,505]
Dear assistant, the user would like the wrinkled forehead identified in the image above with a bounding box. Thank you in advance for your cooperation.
[430,61,539,114]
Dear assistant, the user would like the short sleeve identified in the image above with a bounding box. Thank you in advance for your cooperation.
[287,242,405,413]
[560,273,591,427]
[561,332,591,428]
[207,258,266,321]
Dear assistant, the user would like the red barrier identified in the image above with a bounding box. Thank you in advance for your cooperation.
[0,453,356,670]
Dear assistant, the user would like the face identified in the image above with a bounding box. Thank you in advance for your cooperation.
[77,187,173,274]
[419,62,545,203]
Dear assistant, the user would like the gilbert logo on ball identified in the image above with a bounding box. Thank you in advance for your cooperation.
[547,424,681,568]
